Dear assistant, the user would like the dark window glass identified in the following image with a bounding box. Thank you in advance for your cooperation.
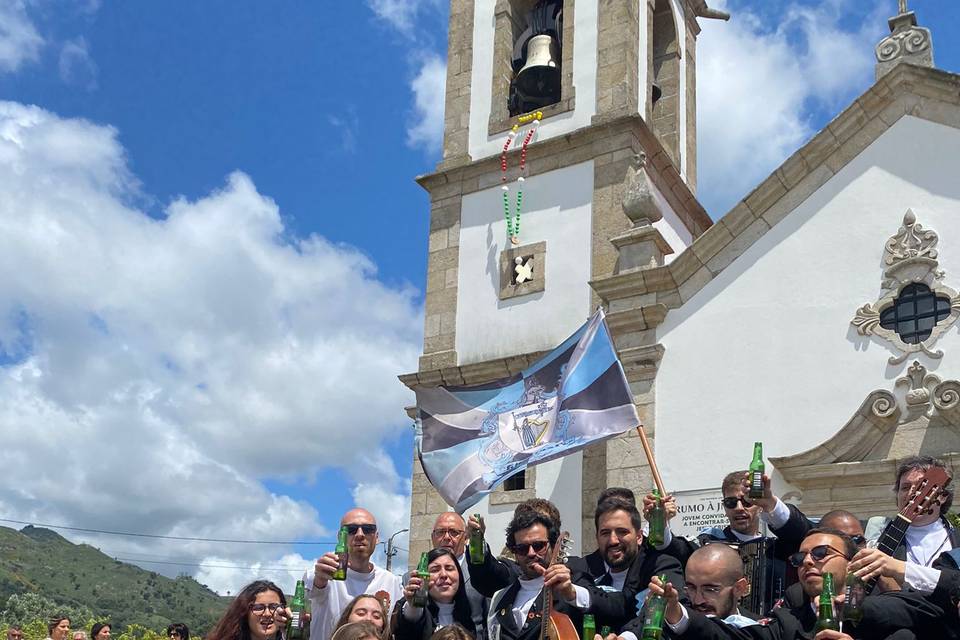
[503,471,526,491]
[879,283,952,344]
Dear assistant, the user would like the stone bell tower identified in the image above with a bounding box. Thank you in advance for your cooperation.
[401,0,726,566]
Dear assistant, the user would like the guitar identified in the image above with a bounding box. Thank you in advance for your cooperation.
[538,531,581,640]
[865,466,950,594]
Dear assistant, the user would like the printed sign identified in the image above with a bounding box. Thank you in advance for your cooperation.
[671,487,727,539]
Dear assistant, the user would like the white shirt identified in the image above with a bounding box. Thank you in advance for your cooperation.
[902,519,953,594]
[657,498,789,549]
[304,563,404,640]
[498,576,591,630]
[603,562,628,592]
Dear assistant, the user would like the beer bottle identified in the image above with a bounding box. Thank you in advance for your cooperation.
[600,626,611,639]
[411,552,431,607]
[332,525,349,581]
[582,614,595,640]
[842,572,866,630]
[748,442,765,499]
[287,579,306,640]
[640,574,668,639]
[647,489,665,548]
[469,513,485,564]
[814,573,839,632]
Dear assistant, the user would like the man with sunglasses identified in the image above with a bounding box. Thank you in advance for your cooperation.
[304,508,403,640]
[487,509,597,640]
[644,529,943,639]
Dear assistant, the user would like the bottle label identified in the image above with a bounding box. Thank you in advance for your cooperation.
[751,471,763,492]
[289,612,301,628]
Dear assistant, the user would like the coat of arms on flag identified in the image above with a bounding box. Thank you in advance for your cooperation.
[414,309,639,512]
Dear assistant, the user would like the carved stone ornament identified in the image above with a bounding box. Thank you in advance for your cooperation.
[851,210,960,364]
[875,6,934,80]
[621,153,663,226]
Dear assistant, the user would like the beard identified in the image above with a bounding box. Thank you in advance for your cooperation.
[603,545,636,569]
[521,557,549,579]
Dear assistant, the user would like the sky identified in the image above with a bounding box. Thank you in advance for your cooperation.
[0,0,958,597]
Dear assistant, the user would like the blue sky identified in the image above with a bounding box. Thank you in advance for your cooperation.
[1,0,958,595]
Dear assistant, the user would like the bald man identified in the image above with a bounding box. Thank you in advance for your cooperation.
[304,507,403,640]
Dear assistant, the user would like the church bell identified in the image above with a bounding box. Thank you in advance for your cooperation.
[514,34,561,102]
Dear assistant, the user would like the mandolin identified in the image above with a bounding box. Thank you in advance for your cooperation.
[865,466,950,594]
[538,531,581,640]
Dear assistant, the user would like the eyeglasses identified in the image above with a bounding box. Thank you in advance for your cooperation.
[432,528,465,539]
[512,540,549,555]
[788,544,849,568]
[721,496,754,509]
[346,524,378,535]
[249,603,284,614]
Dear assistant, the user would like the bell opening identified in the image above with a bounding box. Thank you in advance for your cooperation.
[509,0,563,117]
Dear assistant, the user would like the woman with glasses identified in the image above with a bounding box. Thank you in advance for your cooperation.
[166,624,190,640]
[207,580,292,640]
[392,548,476,640]
[332,595,389,640]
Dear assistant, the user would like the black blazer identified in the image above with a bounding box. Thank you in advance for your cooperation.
[567,548,684,632]
[467,543,521,598]
[489,580,582,640]
[392,599,477,640]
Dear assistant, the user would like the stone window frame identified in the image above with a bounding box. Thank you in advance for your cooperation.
[489,466,537,505]
[488,0,577,136]
[500,241,546,300]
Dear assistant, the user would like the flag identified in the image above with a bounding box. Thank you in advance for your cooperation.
[414,308,639,512]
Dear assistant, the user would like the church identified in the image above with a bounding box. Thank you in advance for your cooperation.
[400,0,960,562]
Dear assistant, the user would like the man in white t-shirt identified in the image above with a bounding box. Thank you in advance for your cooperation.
[303,508,403,640]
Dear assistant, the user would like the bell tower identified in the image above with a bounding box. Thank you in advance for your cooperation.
[402,0,726,565]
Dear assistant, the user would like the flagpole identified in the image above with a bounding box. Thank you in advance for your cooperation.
[635,425,665,495]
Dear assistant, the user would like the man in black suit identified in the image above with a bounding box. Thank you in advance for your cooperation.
[486,509,586,640]
[565,496,684,633]
[641,529,945,639]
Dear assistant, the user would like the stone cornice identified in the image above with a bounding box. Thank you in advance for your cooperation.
[415,112,713,239]
[399,349,550,390]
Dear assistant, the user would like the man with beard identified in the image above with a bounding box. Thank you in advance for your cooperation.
[487,509,593,640]
[305,508,404,640]
[639,529,945,639]
[567,497,683,633]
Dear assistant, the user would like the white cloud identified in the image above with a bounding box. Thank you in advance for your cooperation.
[0,100,422,594]
[366,0,439,37]
[696,0,884,217]
[0,0,43,73]
[58,36,98,90]
[406,54,446,154]
[328,111,359,154]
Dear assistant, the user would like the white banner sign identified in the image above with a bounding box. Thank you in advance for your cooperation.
[671,487,727,539]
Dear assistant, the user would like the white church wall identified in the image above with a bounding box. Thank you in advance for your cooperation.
[655,116,960,497]
[651,175,693,262]
[456,161,594,365]
[466,452,585,557]
[468,0,599,161]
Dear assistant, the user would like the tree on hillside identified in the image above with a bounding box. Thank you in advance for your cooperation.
[1,593,95,627]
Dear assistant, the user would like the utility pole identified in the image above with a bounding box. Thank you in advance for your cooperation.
[384,528,409,572]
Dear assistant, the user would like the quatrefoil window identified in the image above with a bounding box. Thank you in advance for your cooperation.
[879,283,952,345]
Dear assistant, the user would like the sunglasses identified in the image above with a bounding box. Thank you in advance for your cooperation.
[788,544,849,568]
[249,603,284,614]
[346,524,378,535]
[850,534,867,547]
[721,496,754,509]
[512,540,549,555]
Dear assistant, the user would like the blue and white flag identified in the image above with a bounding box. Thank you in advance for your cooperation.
[414,309,639,512]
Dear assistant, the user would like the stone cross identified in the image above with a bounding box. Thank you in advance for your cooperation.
[514,256,533,284]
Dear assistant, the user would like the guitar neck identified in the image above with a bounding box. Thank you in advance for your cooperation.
[865,515,911,593]
[538,588,553,640]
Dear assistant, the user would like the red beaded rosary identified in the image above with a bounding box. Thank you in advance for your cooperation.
[500,112,541,246]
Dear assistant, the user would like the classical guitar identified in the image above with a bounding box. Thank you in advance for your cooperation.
[538,531,581,640]
[865,466,950,594]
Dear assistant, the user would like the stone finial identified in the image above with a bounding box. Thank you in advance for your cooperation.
[875,1,934,79]
[622,153,664,226]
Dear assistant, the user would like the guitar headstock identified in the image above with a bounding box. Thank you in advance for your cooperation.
[548,531,572,566]
[899,466,951,522]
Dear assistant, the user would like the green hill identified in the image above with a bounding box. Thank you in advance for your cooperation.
[0,526,228,632]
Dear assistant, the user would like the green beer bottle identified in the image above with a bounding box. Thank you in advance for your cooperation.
[411,552,430,607]
[842,572,866,629]
[287,579,306,640]
[640,574,668,639]
[469,513,485,564]
[600,626,611,639]
[647,489,665,548]
[814,573,839,632]
[748,442,765,499]
[332,525,349,581]
[582,614,596,640]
